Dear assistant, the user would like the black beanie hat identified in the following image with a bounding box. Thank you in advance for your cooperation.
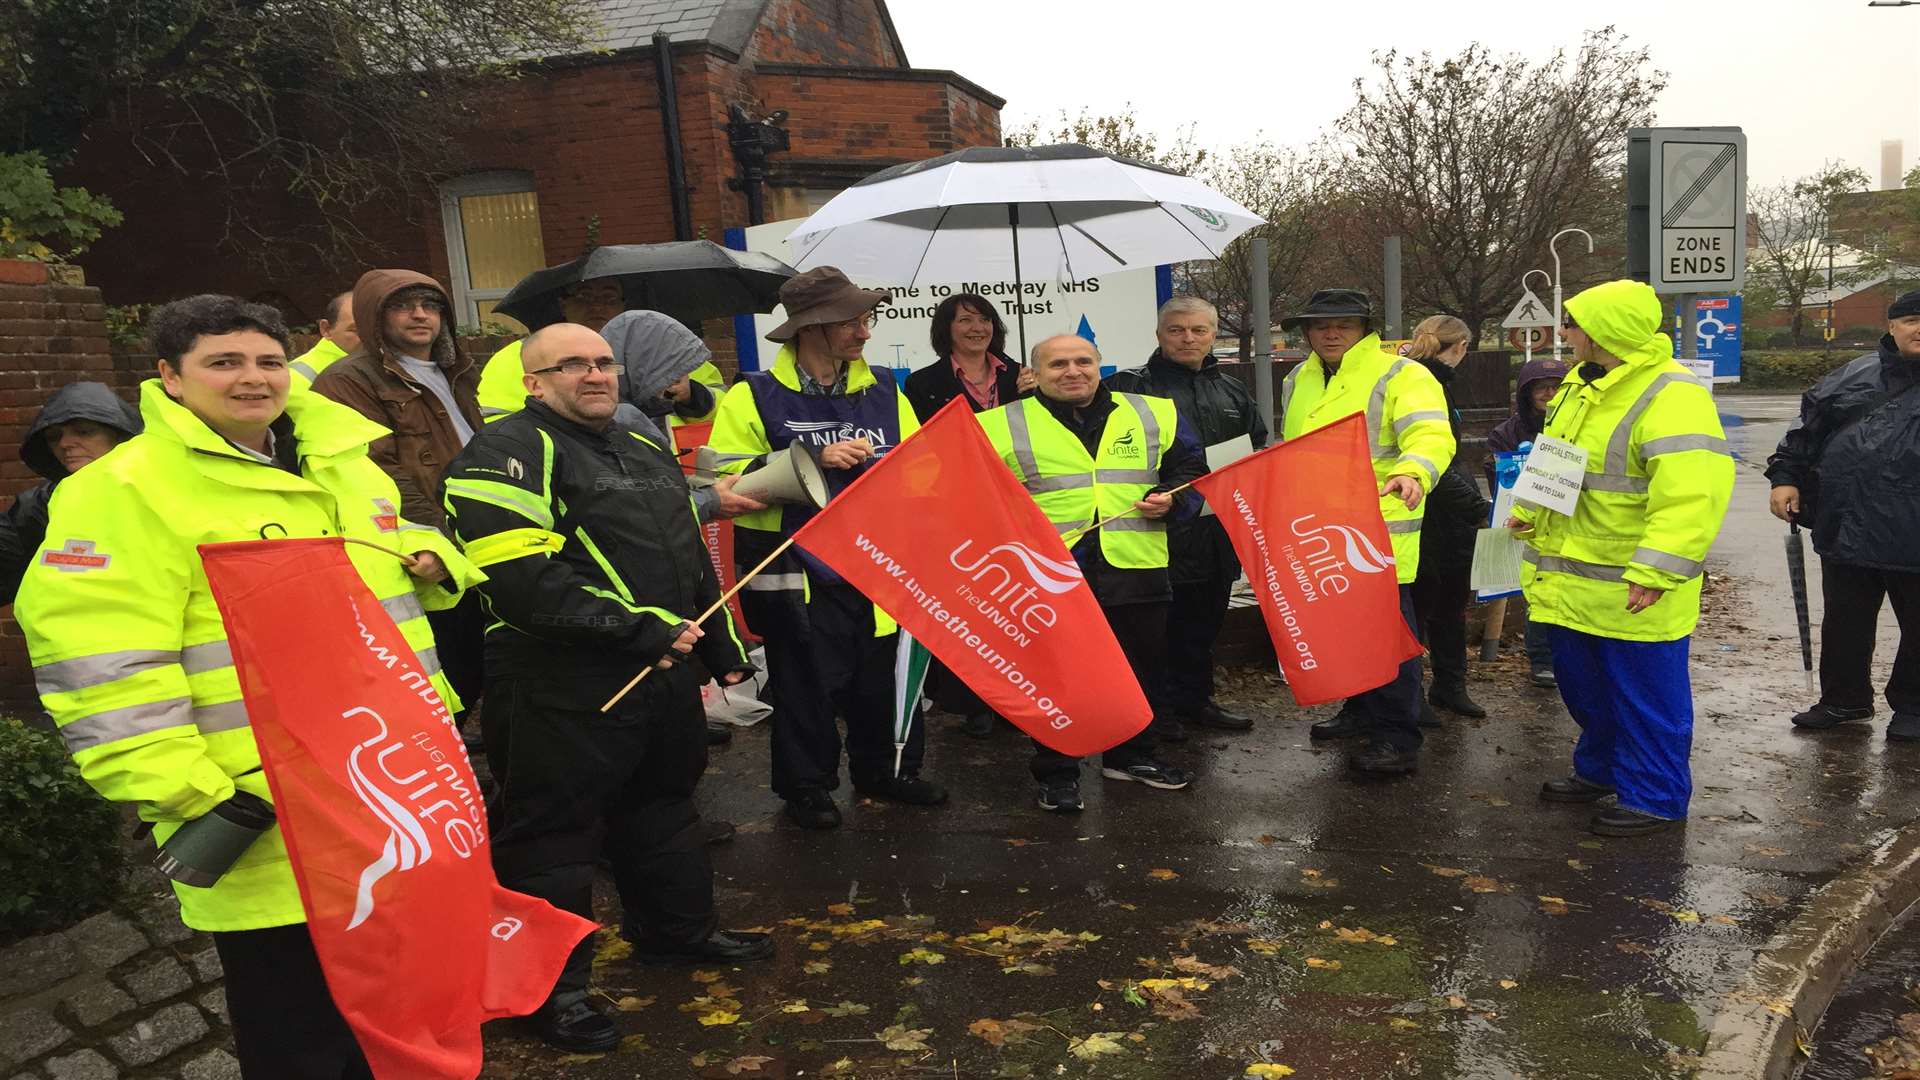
[1890,290,1920,320]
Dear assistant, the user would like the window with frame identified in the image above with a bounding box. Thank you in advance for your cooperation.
[439,172,548,332]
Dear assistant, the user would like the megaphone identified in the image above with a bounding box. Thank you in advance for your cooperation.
[731,445,830,508]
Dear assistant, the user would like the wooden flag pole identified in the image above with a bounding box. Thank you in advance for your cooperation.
[599,533,799,713]
[340,536,420,568]
[1057,479,1199,547]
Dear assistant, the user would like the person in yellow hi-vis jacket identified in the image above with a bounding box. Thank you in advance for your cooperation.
[1509,279,1733,838]
[16,294,481,1079]
[1278,289,1457,776]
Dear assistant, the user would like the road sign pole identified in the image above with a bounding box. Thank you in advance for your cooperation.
[1250,237,1273,434]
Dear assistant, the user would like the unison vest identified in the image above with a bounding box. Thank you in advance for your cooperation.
[978,393,1179,570]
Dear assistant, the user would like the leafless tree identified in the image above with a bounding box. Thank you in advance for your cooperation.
[1313,28,1665,343]
[1177,142,1327,355]
[1004,105,1208,176]
[1749,163,1874,344]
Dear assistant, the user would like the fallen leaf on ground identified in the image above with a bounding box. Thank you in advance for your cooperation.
[803,960,831,975]
[1567,859,1590,872]
[1538,897,1570,916]
[692,969,722,983]
[1709,914,1739,926]
[1001,961,1055,976]
[1446,995,1468,1009]
[1424,864,1469,878]
[898,948,946,965]
[1463,875,1507,894]
[1140,977,1209,992]
[1068,1032,1127,1059]
[1748,890,1788,908]
[781,1001,811,1013]
[1147,985,1202,1021]
[876,1024,932,1051]
[1257,834,1280,846]
[696,1010,740,1026]
[723,1055,774,1075]
[826,902,855,915]
[1148,868,1181,881]
[614,996,655,1012]
[1388,1018,1420,1031]
[1745,844,1788,858]
[1244,1066,1296,1078]
[1499,980,1518,990]
[618,1035,649,1053]
[822,1001,870,1017]
[1671,910,1702,924]
[1305,957,1342,970]
[1171,955,1242,979]
[1615,940,1650,955]
[968,1017,1042,1047]
[594,934,633,964]
[1246,939,1284,956]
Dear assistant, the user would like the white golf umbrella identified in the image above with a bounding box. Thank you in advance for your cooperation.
[786,143,1263,357]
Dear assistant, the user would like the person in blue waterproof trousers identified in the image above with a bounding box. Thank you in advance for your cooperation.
[1508,280,1734,837]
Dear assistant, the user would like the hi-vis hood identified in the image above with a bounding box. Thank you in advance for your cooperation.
[601,310,712,405]
[1563,280,1673,370]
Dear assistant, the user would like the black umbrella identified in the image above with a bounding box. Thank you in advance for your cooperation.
[1786,522,1815,694]
[493,240,795,330]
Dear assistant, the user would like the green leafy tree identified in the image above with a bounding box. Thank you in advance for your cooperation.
[0,0,599,270]
[0,151,122,260]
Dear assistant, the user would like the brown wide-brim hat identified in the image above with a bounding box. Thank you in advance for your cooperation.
[765,266,890,343]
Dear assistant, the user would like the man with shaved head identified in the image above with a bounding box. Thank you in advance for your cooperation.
[289,289,359,384]
[442,322,773,1052]
[975,333,1208,812]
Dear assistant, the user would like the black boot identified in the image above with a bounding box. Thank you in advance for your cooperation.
[1589,806,1676,837]
[1311,700,1367,741]
[1790,702,1874,730]
[1539,775,1616,803]
[1348,740,1418,775]
[1429,681,1486,719]
[530,992,618,1052]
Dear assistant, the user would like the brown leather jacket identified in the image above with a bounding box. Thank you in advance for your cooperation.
[310,269,482,529]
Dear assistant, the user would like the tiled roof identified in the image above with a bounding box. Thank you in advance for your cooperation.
[588,0,760,52]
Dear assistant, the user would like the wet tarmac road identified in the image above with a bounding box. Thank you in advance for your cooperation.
[478,394,1920,1079]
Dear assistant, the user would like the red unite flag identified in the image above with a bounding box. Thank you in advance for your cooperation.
[1190,414,1423,706]
[672,420,755,641]
[790,400,1151,756]
[201,539,596,1079]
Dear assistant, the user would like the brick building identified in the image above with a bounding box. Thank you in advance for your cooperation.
[57,0,1003,330]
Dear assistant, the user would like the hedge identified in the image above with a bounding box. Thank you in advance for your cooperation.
[0,716,124,940]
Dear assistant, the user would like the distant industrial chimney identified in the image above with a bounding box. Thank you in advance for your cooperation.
[1884,139,1906,190]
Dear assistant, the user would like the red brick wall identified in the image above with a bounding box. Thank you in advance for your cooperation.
[749,0,904,66]
[763,68,1002,160]
[0,273,138,706]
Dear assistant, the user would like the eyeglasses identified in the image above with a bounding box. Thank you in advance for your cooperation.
[1560,316,1579,331]
[530,359,625,377]
[386,297,447,315]
[825,313,879,332]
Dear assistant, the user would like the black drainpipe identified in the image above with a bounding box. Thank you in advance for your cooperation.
[653,32,694,241]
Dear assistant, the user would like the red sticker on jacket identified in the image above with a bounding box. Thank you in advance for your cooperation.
[42,539,111,572]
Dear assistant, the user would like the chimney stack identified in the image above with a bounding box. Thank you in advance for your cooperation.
[1883,139,1906,190]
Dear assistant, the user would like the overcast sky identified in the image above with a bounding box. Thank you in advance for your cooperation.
[890,0,1920,191]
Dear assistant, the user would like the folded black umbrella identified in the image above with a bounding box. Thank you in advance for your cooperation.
[1786,522,1815,694]
[494,240,795,330]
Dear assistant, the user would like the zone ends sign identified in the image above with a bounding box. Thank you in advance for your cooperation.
[1627,127,1748,294]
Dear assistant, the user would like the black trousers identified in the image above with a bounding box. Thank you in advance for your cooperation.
[1819,559,1920,714]
[1411,557,1472,692]
[485,669,715,1000]
[1030,599,1164,784]
[741,582,923,798]
[1350,586,1426,752]
[213,923,371,1080]
[1163,571,1234,714]
[425,592,487,722]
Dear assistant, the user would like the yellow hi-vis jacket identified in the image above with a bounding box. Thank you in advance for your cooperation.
[1515,280,1734,642]
[287,337,346,386]
[477,338,526,421]
[706,345,918,636]
[1280,333,1457,583]
[976,393,1180,569]
[16,381,483,931]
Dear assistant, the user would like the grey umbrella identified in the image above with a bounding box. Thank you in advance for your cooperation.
[1785,523,1815,694]
[493,240,795,329]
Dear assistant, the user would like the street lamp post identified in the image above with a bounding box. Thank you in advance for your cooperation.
[1550,228,1595,362]
[1821,237,1837,359]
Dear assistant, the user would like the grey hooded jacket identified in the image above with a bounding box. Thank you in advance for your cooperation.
[601,310,721,521]
[3,382,142,603]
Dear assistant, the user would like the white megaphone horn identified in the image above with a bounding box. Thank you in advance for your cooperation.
[719,445,830,508]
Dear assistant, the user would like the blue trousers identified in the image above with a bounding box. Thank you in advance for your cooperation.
[1548,625,1694,820]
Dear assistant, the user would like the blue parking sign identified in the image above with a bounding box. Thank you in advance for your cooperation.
[1667,295,1741,382]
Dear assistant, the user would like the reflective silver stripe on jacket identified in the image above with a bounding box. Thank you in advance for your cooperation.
[1053,519,1093,535]
[1386,518,1423,534]
[1640,433,1731,459]
[414,646,444,678]
[1365,359,1414,454]
[479,405,512,418]
[1279,364,1302,427]
[34,649,179,696]
[1115,394,1164,472]
[1520,546,1628,581]
[1105,517,1163,533]
[181,640,233,676]
[1632,547,1705,578]
[1392,410,1447,437]
[290,361,318,382]
[192,699,251,735]
[59,697,194,753]
[1579,372,1712,493]
[1003,400,1046,487]
[744,573,805,592]
[1095,469,1160,485]
[1397,454,1441,487]
[382,593,426,625]
[1028,474,1093,494]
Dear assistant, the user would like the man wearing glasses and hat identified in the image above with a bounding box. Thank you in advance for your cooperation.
[707,267,949,830]
[1278,288,1457,775]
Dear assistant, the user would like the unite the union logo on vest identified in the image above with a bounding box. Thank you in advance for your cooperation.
[1108,430,1144,459]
